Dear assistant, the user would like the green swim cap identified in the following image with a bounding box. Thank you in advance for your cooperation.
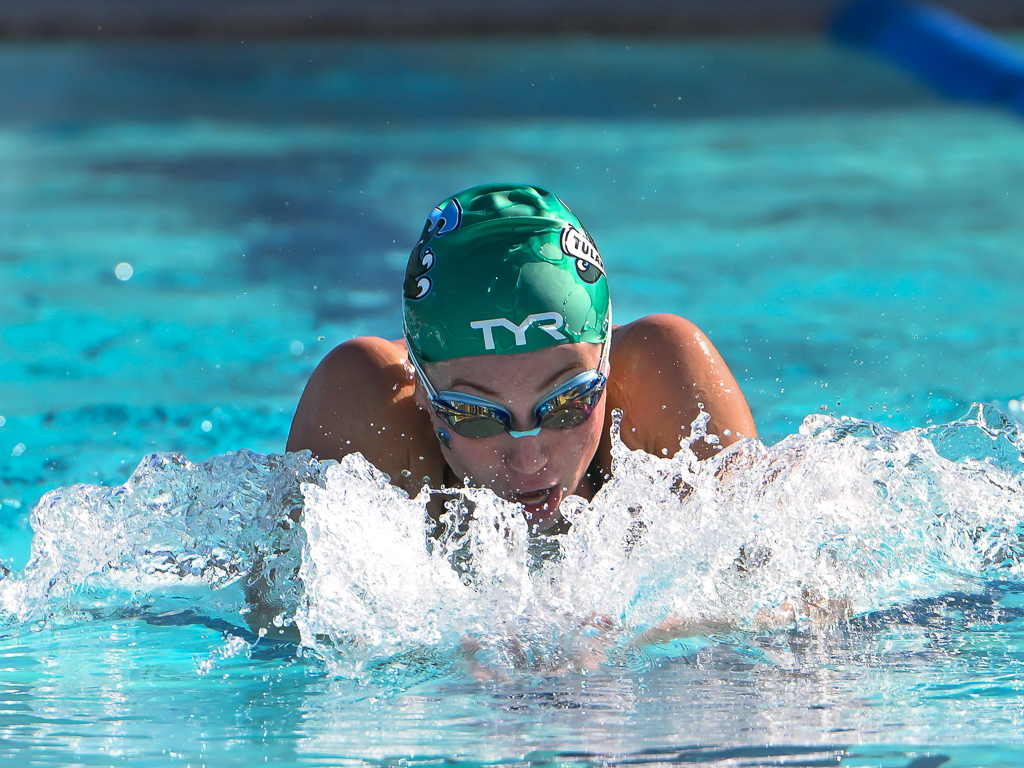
[402,184,610,363]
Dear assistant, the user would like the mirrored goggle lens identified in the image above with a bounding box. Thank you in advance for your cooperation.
[432,373,606,439]
[432,398,511,438]
[538,402,596,430]
[450,416,508,438]
[536,375,606,431]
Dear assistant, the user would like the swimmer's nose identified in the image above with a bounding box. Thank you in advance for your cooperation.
[505,433,547,476]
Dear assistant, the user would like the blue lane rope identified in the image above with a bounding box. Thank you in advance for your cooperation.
[831,0,1024,115]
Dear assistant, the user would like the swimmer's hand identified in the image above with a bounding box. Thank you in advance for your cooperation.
[730,544,852,629]
[458,613,618,680]
[753,588,853,629]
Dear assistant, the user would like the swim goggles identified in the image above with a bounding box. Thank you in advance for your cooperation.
[405,331,610,440]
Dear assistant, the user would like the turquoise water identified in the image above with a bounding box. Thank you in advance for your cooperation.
[4,36,1024,766]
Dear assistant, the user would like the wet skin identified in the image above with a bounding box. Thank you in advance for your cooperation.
[287,313,758,530]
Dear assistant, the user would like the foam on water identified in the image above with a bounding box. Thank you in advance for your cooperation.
[3,405,1023,684]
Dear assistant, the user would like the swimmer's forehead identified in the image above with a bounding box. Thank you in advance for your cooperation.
[424,341,602,395]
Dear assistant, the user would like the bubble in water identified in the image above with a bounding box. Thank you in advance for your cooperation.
[290,340,305,356]
[11,443,25,457]
[201,420,213,433]
[0,415,5,427]
[114,263,133,281]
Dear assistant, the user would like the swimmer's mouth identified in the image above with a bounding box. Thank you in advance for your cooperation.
[509,487,554,507]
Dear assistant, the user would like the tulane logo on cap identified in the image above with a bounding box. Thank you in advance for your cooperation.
[559,224,604,284]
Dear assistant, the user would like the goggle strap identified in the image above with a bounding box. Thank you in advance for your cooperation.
[405,340,440,401]
[599,300,612,377]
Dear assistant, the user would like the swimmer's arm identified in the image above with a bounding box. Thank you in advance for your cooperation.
[286,336,443,496]
[633,595,853,646]
[604,314,756,461]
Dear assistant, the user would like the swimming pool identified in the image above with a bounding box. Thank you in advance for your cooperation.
[3,34,1024,766]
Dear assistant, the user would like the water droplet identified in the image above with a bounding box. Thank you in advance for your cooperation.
[114,262,133,281]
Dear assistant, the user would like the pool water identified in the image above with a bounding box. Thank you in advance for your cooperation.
[3,35,1024,767]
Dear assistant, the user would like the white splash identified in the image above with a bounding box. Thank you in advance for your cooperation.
[0,450,324,626]
[197,632,251,675]
[295,404,1024,678]
[3,404,1024,682]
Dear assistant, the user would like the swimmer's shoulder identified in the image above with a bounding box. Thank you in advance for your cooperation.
[287,336,443,493]
[301,336,411,402]
[601,314,756,461]
[610,314,719,371]
[286,335,411,460]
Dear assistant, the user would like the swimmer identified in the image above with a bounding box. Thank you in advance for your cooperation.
[287,183,756,532]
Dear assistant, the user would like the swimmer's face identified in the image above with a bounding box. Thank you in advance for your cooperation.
[414,342,606,533]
